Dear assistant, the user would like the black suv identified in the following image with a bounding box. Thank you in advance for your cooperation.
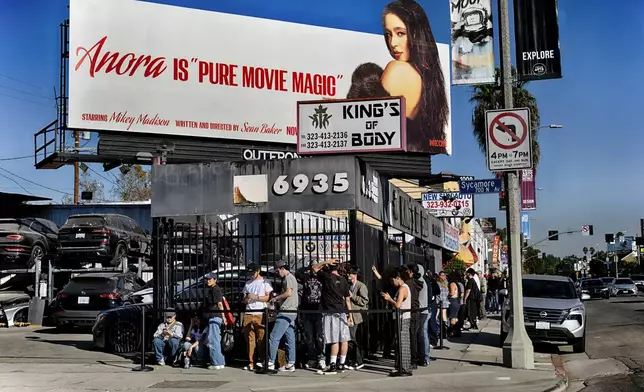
[0,218,59,271]
[58,214,150,268]
[50,272,147,328]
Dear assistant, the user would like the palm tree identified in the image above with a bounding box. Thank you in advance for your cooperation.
[470,68,542,168]
[583,247,589,255]
[589,247,596,256]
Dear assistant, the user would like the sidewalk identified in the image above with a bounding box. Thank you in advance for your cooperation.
[0,318,564,392]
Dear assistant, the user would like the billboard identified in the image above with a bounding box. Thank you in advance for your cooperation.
[520,168,537,210]
[450,0,495,85]
[297,97,406,154]
[421,192,474,218]
[479,217,497,234]
[514,0,562,81]
[69,0,452,155]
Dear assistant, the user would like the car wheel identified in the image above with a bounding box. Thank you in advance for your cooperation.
[572,333,586,353]
[108,320,140,354]
[26,245,45,270]
[107,243,127,267]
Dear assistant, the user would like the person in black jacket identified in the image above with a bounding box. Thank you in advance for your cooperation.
[201,272,227,370]
[464,268,481,330]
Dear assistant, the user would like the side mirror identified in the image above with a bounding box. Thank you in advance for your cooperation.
[499,289,508,296]
[581,293,591,301]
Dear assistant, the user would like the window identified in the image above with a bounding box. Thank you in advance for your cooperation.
[615,279,633,285]
[65,216,105,227]
[582,280,604,287]
[129,219,146,235]
[523,279,577,299]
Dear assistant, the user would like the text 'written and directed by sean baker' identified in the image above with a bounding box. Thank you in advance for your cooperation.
[75,36,344,134]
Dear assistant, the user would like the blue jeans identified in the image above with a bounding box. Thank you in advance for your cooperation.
[430,303,439,342]
[487,290,499,312]
[419,312,430,362]
[153,337,180,362]
[207,317,225,366]
[183,341,201,363]
[269,313,297,366]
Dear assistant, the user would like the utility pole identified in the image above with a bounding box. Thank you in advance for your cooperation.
[499,0,534,370]
[73,131,80,204]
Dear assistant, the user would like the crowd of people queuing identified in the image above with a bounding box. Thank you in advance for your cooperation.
[151,259,508,377]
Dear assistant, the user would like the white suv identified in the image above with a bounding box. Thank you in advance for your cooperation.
[500,275,590,353]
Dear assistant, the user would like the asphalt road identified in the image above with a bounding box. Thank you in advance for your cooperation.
[559,295,644,391]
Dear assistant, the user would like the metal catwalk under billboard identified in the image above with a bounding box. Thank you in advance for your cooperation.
[69,0,452,155]
[520,168,537,210]
[450,0,495,85]
[514,0,562,81]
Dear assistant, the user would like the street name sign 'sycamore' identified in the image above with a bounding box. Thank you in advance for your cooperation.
[458,179,503,194]
[485,108,533,171]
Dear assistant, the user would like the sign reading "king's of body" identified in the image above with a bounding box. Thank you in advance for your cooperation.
[296,97,406,155]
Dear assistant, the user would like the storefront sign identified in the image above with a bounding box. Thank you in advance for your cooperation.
[421,192,474,217]
[443,221,460,252]
[297,98,406,154]
[242,149,299,161]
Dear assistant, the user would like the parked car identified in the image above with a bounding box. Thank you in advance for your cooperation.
[50,272,147,329]
[501,275,589,353]
[0,293,30,327]
[580,278,610,299]
[613,278,638,296]
[170,215,244,267]
[92,303,154,354]
[600,277,616,296]
[0,218,59,271]
[629,275,644,292]
[57,214,150,268]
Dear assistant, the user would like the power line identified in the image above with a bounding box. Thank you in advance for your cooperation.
[0,91,52,107]
[0,73,46,91]
[0,172,34,195]
[0,155,31,161]
[0,84,52,100]
[86,165,118,187]
[0,166,68,194]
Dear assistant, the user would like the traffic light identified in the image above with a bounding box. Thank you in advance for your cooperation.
[605,233,614,243]
[549,230,559,241]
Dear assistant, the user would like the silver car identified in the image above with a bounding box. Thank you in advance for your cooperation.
[613,278,638,296]
[630,275,644,292]
[501,275,590,353]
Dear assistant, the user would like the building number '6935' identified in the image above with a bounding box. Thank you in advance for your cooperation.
[273,173,350,196]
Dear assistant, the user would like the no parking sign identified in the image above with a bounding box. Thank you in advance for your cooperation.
[485,108,533,171]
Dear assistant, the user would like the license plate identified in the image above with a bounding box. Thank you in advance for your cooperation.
[77,296,90,304]
[75,233,85,239]
[535,321,550,330]
[620,290,627,294]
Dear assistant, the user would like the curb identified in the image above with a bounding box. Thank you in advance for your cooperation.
[542,354,569,392]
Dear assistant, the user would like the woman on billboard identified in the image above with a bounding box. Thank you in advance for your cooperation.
[347,0,449,154]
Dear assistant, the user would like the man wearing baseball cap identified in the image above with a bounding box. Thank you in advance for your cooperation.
[201,272,227,370]
[267,260,299,373]
[152,310,184,366]
[242,263,272,371]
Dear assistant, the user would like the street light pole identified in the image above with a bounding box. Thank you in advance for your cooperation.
[499,0,534,370]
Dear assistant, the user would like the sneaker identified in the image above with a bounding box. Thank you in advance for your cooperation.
[354,363,365,370]
[157,359,165,366]
[318,360,326,370]
[267,362,275,371]
[243,365,254,371]
[279,363,296,372]
[256,362,264,369]
[337,364,346,373]
[324,363,338,375]
[214,365,225,370]
[344,364,354,370]
[183,357,190,369]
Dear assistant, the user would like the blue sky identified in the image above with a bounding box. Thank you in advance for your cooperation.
[0,0,642,258]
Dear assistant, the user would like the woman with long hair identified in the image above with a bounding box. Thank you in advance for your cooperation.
[345,0,449,154]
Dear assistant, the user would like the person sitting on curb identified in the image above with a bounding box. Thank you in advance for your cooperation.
[152,310,184,366]
[183,316,205,368]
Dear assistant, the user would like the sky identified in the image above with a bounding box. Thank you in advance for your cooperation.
[0,0,643,258]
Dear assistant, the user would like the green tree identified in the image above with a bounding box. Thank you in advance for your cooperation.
[444,257,466,276]
[111,164,151,202]
[470,68,542,168]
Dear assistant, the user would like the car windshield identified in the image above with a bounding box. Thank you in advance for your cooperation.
[582,280,603,287]
[615,279,633,285]
[523,279,577,299]
[64,277,116,292]
[600,278,614,283]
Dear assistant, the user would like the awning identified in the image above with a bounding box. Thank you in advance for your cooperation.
[621,251,638,263]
